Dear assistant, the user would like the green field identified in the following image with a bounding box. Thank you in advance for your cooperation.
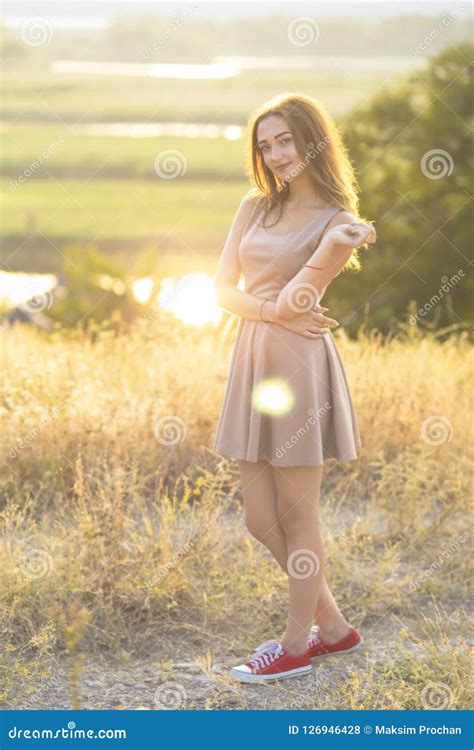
[0,59,421,273]
[3,47,471,333]
[2,177,249,238]
[2,123,247,180]
[1,64,408,123]
[1,177,250,275]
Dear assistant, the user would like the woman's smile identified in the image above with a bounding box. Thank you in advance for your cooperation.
[275,161,292,173]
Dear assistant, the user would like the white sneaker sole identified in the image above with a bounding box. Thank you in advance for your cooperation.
[229,663,312,683]
[309,638,364,661]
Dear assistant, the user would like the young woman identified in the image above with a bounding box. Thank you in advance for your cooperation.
[212,93,376,683]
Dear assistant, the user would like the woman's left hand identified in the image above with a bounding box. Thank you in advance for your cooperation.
[325,221,376,249]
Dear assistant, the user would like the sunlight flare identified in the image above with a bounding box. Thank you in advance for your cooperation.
[0,271,57,308]
[132,277,154,303]
[251,378,295,416]
[157,273,221,326]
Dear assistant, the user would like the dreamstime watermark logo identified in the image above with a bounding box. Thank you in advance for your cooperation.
[287,16,320,47]
[286,283,321,313]
[19,545,53,579]
[9,402,66,458]
[275,402,332,460]
[20,16,54,46]
[6,532,53,581]
[153,415,188,445]
[18,282,55,314]
[9,136,64,191]
[287,549,321,579]
[420,681,454,709]
[29,667,67,705]
[143,3,198,59]
[409,269,465,325]
[420,416,453,445]
[154,681,187,709]
[144,533,200,589]
[420,149,454,180]
[154,149,187,179]
[8,723,126,740]
[410,535,465,592]
[409,5,463,58]
[276,136,331,189]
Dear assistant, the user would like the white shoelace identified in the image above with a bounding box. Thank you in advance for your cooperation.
[251,638,279,658]
[308,628,321,648]
[248,643,284,671]
[253,628,319,658]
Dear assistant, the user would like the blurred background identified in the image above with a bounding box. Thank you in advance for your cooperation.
[0,1,473,712]
[1,0,472,333]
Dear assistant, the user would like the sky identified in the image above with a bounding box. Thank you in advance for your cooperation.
[2,0,473,23]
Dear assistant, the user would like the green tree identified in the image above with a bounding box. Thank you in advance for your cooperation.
[340,42,473,333]
[49,245,142,328]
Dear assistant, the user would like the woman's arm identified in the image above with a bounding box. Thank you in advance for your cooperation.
[275,211,376,320]
[213,191,295,323]
[213,192,342,338]
[216,285,282,323]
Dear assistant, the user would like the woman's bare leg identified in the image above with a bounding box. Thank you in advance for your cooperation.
[272,464,325,655]
[238,459,351,646]
[238,459,288,569]
[314,577,351,644]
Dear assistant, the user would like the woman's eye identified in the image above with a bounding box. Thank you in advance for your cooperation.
[260,138,291,153]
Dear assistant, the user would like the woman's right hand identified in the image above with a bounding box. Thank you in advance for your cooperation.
[277,304,339,338]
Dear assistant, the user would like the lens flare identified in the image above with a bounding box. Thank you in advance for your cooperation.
[251,378,294,415]
[157,273,221,326]
[132,277,154,303]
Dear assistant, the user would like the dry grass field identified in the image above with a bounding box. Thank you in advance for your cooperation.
[0,314,472,709]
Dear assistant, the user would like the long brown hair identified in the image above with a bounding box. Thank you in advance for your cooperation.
[247,92,365,270]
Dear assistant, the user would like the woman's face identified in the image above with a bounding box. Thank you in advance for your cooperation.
[256,114,300,182]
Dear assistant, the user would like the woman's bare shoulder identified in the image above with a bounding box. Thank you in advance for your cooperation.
[326,209,359,228]
[235,188,264,223]
[241,187,263,207]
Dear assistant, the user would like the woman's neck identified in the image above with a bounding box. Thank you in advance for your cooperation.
[285,170,327,208]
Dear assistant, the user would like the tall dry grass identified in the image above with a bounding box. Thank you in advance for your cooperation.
[0,313,472,708]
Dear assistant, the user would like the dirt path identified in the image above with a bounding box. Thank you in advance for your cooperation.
[12,615,424,710]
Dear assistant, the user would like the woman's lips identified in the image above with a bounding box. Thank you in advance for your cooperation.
[275,162,291,172]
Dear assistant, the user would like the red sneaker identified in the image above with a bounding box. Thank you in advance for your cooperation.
[308,625,363,660]
[250,638,279,658]
[230,642,312,683]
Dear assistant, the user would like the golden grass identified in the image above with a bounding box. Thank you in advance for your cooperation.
[0,315,472,708]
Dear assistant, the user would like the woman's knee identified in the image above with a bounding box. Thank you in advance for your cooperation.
[277,498,320,536]
[272,466,322,535]
[244,510,273,542]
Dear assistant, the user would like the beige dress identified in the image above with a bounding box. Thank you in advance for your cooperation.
[213,197,362,467]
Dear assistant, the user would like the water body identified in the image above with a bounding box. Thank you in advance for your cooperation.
[71,122,242,140]
[51,56,425,80]
[52,60,240,80]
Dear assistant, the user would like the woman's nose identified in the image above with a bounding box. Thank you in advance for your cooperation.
[271,147,285,162]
